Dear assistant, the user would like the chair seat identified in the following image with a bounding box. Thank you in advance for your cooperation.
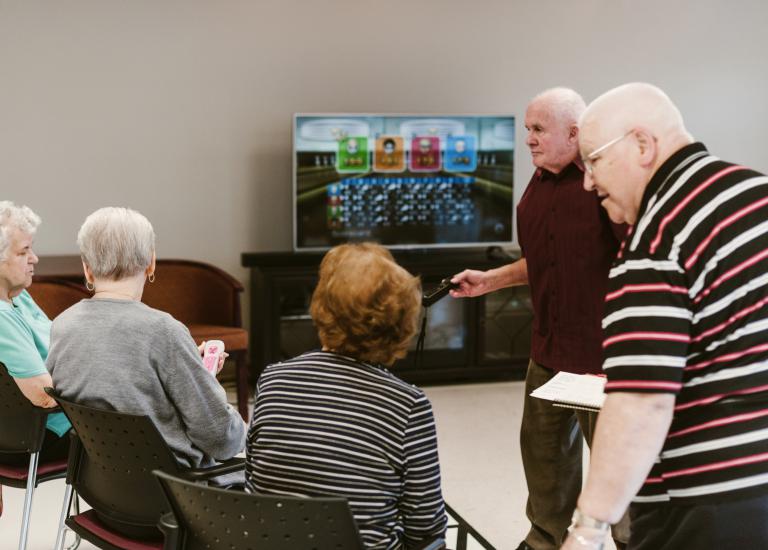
[70,510,164,550]
[0,457,68,481]
[187,324,248,351]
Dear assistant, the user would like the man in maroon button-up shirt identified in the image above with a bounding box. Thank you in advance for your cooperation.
[451,88,626,550]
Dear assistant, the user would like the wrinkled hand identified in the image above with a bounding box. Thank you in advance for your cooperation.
[449,269,492,298]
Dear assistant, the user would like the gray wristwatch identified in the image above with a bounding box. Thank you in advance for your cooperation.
[569,508,611,532]
[567,508,610,549]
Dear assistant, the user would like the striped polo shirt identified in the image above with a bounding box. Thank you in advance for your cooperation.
[603,142,768,506]
[245,350,447,549]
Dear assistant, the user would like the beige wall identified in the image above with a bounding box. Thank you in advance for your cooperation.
[2,0,767,287]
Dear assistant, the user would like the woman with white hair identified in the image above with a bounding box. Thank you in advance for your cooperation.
[0,201,71,516]
[47,207,245,536]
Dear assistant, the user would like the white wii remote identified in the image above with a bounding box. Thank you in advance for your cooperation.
[202,340,225,375]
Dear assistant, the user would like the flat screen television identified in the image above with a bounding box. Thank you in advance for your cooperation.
[293,114,515,251]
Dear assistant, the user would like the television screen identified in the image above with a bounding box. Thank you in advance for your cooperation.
[293,114,515,251]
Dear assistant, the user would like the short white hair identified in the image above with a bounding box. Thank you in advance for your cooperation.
[531,87,586,126]
[77,207,155,280]
[0,201,41,260]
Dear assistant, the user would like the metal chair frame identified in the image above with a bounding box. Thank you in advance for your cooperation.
[0,363,80,550]
[46,389,244,550]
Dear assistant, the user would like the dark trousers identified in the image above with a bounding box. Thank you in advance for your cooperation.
[521,359,629,549]
[629,494,768,549]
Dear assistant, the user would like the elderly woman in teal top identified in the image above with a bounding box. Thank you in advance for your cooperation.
[0,201,71,515]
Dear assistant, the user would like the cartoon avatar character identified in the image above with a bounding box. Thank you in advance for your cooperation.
[410,136,440,172]
[374,136,405,172]
[445,135,477,172]
[345,139,363,166]
[337,136,369,172]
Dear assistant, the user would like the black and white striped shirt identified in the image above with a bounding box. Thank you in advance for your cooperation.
[245,350,447,549]
[603,142,768,506]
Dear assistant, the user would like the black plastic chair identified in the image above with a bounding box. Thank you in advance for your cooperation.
[0,363,79,550]
[153,470,365,550]
[46,390,245,550]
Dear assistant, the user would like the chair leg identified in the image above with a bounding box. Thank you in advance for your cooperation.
[64,491,81,550]
[54,483,75,550]
[235,351,250,421]
[18,452,39,550]
[64,531,81,550]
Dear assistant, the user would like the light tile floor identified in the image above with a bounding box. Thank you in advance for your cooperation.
[0,381,598,550]
[424,382,528,548]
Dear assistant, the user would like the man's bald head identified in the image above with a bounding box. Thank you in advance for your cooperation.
[578,83,694,225]
[580,83,692,159]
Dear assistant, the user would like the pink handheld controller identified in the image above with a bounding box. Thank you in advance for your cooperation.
[202,340,225,375]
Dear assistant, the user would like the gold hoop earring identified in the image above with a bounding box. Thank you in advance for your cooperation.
[148,273,155,283]
[85,281,95,292]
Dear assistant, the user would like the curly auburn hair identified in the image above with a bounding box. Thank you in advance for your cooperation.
[310,243,422,366]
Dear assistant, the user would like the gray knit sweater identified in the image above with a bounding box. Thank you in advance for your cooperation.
[47,298,245,468]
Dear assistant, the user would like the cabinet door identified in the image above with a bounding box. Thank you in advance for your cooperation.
[477,286,532,364]
[276,275,320,360]
[394,294,470,371]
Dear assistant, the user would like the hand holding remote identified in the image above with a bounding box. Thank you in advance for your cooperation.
[201,340,226,376]
[422,278,460,307]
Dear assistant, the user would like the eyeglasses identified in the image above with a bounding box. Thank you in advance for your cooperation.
[583,129,633,175]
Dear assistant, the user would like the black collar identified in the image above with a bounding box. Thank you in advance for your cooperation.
[637,142,709,218]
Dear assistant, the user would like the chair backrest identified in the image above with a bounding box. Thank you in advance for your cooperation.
[0,363,49,454]
[154,471,364,550]
[51,392,183,535]
[141,259,244,327]
[28,276,91,319]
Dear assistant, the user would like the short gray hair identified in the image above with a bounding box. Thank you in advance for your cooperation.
[0,201,41,260]
[531,87,586,126]
[77,207,156,280]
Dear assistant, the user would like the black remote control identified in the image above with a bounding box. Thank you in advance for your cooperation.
[422,278,460,307]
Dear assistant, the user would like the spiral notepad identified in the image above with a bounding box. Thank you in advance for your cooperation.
[530,372,606,411]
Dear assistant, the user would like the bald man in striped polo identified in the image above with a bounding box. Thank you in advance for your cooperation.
[564,83,768,550]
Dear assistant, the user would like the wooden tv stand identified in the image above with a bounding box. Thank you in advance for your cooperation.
[241,248,532,385]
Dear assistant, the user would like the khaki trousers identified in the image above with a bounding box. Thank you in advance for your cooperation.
[521,359,630,549]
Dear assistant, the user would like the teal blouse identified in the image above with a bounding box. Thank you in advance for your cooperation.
[0,290,71,436]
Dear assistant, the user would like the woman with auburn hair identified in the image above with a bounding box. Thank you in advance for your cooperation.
[246,243,447,549]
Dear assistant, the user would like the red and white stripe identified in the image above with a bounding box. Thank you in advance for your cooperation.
[692,296,768,344]
[685,342,768,372]
[685,195,768,269]
[674,383,768,412]
[668,408,768,439]
[605,380,683,391]
[692,247,768,305]
[603,331,690,348]
[605,283,688,302]
[663,451,768,479]
[650,165,746,254]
